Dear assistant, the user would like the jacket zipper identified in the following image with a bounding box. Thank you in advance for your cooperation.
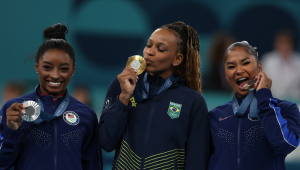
[237,118,242,170]
[141,99,155,169]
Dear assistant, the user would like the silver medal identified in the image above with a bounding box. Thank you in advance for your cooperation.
[244,79,257,91]
[22,100,41,122]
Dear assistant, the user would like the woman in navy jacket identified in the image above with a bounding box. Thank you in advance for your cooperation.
[0,24,101,170]
[209,41,300,170]
[98,21,210,169]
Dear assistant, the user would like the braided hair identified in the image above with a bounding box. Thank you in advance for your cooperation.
[36,23,75,65]
[160,21,202,94]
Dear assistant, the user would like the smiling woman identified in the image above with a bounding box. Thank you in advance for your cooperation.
[209,41,300,170]
[0,24,101,170]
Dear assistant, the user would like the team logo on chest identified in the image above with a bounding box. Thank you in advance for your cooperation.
[63,111,80,126]
[167,101,182,119]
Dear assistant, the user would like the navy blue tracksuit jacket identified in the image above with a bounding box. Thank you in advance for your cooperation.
[98,74,210,169]
[0,86,101,170]
[209,88,300,170]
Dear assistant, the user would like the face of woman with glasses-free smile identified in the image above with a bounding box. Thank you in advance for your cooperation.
[35,49,75,96]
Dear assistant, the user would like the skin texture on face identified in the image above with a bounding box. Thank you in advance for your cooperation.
[225,47,262,98]
[35,49,75,96]
[143,28,183,79]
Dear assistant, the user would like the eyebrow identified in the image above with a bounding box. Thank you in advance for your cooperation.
[241,57,251,62]
[147,39,171,52]
[226,57,251,65]
[42,61,70,66]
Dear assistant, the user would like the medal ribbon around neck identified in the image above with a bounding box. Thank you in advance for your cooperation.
[133,72,174,102]
[232,90,258,119]
[34,85,70,124]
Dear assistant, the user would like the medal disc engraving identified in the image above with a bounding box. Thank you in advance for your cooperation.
[126,55,146,75]
[22,100,41,122]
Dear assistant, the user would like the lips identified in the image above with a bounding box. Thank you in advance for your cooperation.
[236,77,249,90]
[47,81,62,87]
[144,58,152,64]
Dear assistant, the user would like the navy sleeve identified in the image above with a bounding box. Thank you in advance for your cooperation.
[81,108,102,170]
[98,78,132,152]
[0,102,21,169]
[185,95,210,170]
[257,88,300,155]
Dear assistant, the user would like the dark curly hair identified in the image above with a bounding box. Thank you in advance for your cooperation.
[160,21,202,94]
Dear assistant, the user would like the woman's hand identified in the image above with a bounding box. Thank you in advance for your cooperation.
[117,67,138,105]
[254,72,272,91]
[6,103,25,130]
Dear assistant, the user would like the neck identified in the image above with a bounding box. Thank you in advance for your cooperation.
[39,86,66,96]
[149,69,173,80]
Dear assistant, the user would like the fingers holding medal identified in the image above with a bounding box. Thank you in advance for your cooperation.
[254,72,272,91]
[118,55,146,104]
[6,102,25,130]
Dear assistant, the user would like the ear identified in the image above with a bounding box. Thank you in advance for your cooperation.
[258,62,262,72]
[173,53,184,66]
[71,63,76,76]
[35,62,39,73]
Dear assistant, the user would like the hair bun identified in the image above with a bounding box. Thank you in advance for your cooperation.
[241,40,249,44]
[43,23,68,40]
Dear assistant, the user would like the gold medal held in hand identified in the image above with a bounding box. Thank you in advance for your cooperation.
[126,55,146,75]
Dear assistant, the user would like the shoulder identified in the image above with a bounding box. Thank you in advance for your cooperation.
[177,85,205,103]
[275,98,299,113]
[110,77,120,87]
[209,101,232,114]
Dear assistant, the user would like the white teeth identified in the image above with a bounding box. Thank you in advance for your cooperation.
[49,82,61,85]
[237,78,247,81]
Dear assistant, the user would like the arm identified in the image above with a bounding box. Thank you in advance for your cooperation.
[257,88,300,155]
[98,78,132,152]
[0,103,23,169]
[81,109,102,170]
[185,96,210,170]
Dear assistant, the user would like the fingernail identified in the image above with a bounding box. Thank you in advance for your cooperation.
[21,109,25,114]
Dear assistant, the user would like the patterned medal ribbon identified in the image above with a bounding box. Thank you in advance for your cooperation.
[133,72,174,102]
[232,90,258,119]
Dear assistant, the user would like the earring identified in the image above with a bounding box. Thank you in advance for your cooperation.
[37,72,39,74]
[173,63,176,66]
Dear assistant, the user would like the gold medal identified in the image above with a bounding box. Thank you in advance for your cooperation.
[126,55,146,75]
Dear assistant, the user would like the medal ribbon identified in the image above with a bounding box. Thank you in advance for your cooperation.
[232,90,258,119]
[134,72,174,102]
[34,86,70,124]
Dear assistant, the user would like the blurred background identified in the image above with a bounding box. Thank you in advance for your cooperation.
[1,0,300,169]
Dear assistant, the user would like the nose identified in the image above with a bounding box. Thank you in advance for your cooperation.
[51,69,60,79]
[146,47,154,56]
[236,65,244,75]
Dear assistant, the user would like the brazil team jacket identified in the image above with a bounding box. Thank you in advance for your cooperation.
[98,74,210,170]
[209,88,300,170]
[0,86,101,170]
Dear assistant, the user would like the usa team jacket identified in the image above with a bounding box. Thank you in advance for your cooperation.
[209,88,300,170]
[98,74,210,170]
[0,86,101,170]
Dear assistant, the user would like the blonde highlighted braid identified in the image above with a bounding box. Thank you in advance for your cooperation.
[161,21,202,94]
